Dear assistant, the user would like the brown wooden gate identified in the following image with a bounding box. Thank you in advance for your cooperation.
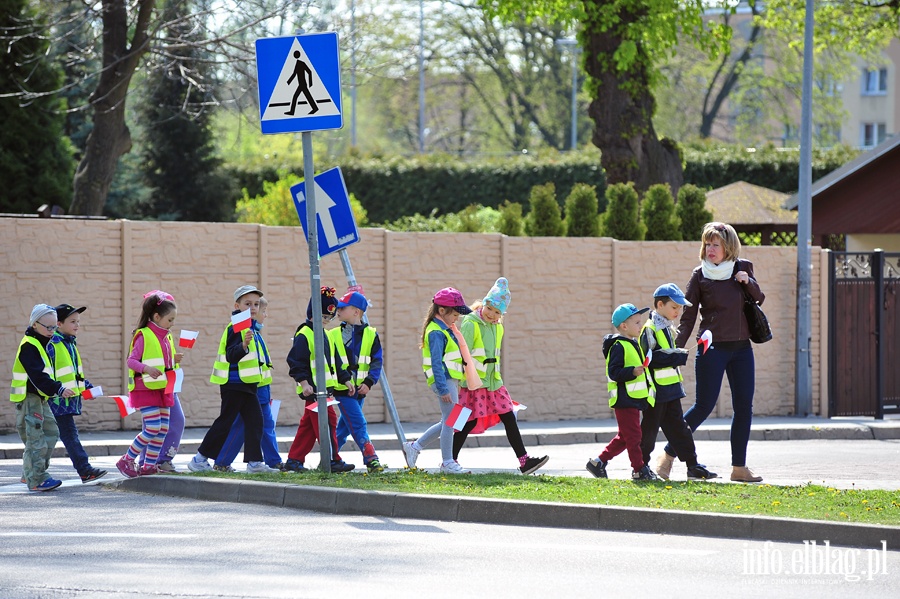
[829,251,900,417]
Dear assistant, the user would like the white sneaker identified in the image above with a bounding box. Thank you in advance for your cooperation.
[188,455,211,472]
[440,460,470,474]
[247,461,279,474]
[402,441,420,469]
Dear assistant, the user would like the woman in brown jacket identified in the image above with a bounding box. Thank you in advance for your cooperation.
[660,222,765,483]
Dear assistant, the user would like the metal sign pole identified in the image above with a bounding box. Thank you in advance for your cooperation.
[302,131,332,472]
[337,248,407,444]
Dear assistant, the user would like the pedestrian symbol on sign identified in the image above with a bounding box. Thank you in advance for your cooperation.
[285,50,318,115]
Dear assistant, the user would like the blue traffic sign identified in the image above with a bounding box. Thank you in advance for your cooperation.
[256,33,342,134]
[292,167,359,257]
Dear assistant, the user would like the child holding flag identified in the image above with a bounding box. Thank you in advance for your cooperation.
[117,291,182,477]
[215,295,284,471]
[10,304,70,491]
[638,284,717,481]
[449,278,549,475]
[402,287,474,474]
[47,304,107,482]
[284,286,356,473]
[188,285,277,474]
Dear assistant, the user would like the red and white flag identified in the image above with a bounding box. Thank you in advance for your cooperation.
[642,349,653,368]
[698,330,713,355]
[231,308,252,332]
[81,386,103,400]
[164,370,177,394]
[111,395,136,417]
[445,403,472,431]
[305,398,339,412]
[179,330,199,348]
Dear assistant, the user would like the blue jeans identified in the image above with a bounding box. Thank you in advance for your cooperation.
[665,344,755,467]
[55,413,91,475]
[336,394,378,463]
[216,389,282,468]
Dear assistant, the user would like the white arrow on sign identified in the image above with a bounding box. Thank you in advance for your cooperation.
[300,181,338,248]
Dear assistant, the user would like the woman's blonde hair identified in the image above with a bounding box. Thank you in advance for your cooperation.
[700,222,741,262]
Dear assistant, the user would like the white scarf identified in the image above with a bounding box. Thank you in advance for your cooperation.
[701,259,735,281]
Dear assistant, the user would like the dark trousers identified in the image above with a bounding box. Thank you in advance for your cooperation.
[665,345,755,467]
[55,413,92,475]
[198,385,263,463]
[599,407,644,471]
[640,399,697,468]
[452,410,527,460]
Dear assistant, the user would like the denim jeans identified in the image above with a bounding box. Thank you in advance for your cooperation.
[216,395,282,468]
[55,413,91,475]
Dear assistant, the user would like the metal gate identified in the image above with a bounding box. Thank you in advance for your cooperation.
[829,250,900,417]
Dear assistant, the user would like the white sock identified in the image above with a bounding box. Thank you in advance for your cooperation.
[193,453,207,462]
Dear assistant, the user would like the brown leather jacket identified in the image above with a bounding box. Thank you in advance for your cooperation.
[675,259,765,347]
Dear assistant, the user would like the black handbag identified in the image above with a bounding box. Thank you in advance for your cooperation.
[743,289,772,344]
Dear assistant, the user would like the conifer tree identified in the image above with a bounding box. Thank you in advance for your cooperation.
[641,184,682,241]
[600,183,645,240]
[525,183,564,236]
[564,183,601,237]
[498,200,524,236]
[676,184,714,241]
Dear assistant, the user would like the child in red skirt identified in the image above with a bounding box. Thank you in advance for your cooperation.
[451,278,548,475]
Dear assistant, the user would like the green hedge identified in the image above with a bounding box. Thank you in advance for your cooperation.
[226,144,857,224]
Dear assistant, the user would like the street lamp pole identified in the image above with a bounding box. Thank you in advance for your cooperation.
[418,0,425,153]
[555,38,580,151]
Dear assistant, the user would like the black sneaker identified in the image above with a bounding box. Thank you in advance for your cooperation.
[80,468,108,483]
[632,465,658,481]
[520,455,549,475]
[687,464,718,480]
[283,459,307,473]
[330,460,355,473]
[585,458,608,479]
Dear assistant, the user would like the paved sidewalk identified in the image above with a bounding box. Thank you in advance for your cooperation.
[2,415,899,459]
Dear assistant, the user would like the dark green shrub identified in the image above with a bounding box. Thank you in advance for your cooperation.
[601,183,645,240]
[676,184,714,242]
[641,184,681,241]
[525,183,565,237]
[498,201,525,237]
[564,183,601,237]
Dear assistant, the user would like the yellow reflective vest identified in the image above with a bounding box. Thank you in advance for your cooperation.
[422,321,465,385]
[640,320,683,388]
[326,325,376,389]
[128,328,178,391]
[295,326,338,394]
[49,337,85,407]
[10,336,55,402]
[210,325,262,385]
[605,338,655,408]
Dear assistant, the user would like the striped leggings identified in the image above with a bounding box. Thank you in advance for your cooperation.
[126,407,171,465]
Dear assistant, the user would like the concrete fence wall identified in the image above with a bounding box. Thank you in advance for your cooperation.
[0,218,829,433]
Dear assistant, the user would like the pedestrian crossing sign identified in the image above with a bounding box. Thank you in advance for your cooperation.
[255,32,342,134]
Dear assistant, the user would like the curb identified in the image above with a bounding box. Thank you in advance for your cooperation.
[4,422,899,460]
[106,476,900,550]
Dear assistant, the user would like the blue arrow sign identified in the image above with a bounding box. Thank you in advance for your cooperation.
[292,167,359,257]
[256,33,343,134]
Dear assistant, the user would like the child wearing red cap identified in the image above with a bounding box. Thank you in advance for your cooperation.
[402,287,473,474]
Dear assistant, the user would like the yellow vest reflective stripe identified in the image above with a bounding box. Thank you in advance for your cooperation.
[354,326,377,386]
[50,339,85,407]
[640,320,683,386]
[422,321,465,385]
[467,319,503,383]
[295,327,337,393]
[128,328,177,391]
[605,339,655,408]
[326,328,350,392]
[10,336,54,402]
[209,325,262,385]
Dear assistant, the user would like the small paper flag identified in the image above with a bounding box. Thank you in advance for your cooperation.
[445,403,472,431]
[270,399,282,422]
[164,369,177,394]
[698,329,713,355]
[81,386,103,399]
[179,330,199,348]
[231,308,252,332]
[305,398,339,412]
[642,349,653,368]
[173,368,184,393]
[111,395,136,417]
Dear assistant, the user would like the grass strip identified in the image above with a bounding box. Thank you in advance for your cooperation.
[188,468,900,526]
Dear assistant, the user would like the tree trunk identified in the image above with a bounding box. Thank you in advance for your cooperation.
[582,2,682,195]
[69,0,155,216]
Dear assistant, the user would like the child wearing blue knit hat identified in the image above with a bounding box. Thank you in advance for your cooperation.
[448,278,549,475]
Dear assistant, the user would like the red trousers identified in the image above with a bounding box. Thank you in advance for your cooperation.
[287,399,342,463]
[599,407,645,472]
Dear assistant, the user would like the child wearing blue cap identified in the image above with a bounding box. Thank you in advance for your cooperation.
[329,290,385,472]
[586,303,657,481]
[639,284,717,481]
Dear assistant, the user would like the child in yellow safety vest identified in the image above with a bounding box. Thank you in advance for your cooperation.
[586,303,658,481]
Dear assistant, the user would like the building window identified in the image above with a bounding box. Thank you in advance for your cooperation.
[861,122,887,148]
[862,68,888,95]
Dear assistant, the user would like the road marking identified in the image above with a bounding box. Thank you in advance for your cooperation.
[0,532,196,538]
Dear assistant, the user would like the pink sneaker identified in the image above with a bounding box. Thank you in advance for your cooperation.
[116,456,139,478]
[139,464,158,476]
